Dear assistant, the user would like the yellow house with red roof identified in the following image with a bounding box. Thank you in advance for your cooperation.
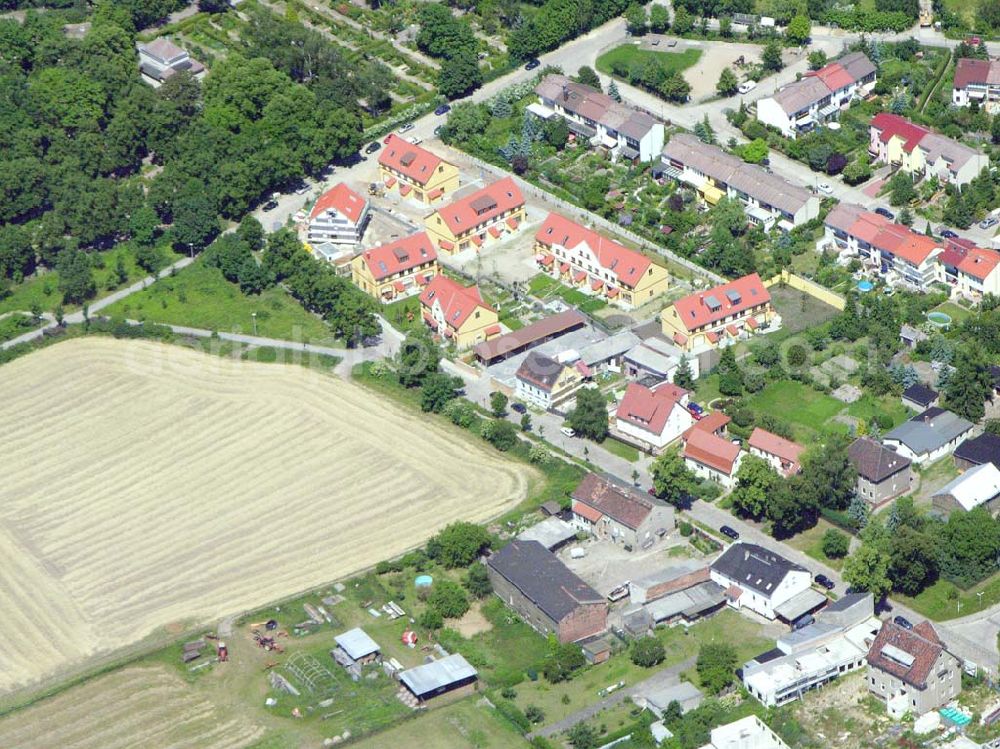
[424,177,526,254]
[533,213,669,310]
[660,273,775,352]
[351,232,439,302]
[419,275,500,349]
[378,135,460,204]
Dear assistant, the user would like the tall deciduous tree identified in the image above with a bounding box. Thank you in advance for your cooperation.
[730,455,780,520]
[650,450,697,506]
[568,388,609,442]
[945,345,993,421]
[716,67,738,97]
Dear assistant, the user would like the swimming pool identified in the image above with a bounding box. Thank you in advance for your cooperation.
[857,280,874,292]
[928,311,952,327]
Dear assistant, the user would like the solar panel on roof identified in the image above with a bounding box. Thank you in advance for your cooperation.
[705,295,722,310]
[882,644,915,668]
[725,290,741,304]
[378,261,388,273]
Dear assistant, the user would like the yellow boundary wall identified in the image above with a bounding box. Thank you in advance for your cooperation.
[763,270,845,311]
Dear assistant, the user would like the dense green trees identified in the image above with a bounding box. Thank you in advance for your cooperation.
[507,0,630,61]
[696,644,738,694]
[944,346,993,421]
[568,388,609,442]
[650,450,697,506]
[427,522,491,567]
[716,67,738,97]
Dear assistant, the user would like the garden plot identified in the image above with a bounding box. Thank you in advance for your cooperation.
[0,338,533,692]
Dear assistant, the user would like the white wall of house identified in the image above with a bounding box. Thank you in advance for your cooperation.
[617,403,695,450]
[882,434,969,466]
[308,203,369,245]
[516,379,552,409]
[710,568,811,620]
[684,452,743,489]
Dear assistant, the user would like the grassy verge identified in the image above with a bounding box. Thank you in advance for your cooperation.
[784,519,845,571]
[595,45,702,78]
[602,437,641,463]
[103,260,336,344]
[0,313,40,344]
[745,380,843,442]
[527,274,607,314]
[898,573,1000,621]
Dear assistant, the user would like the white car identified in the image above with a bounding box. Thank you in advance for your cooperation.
[398,122,415,134]
[737,80,757,95]
[817,182,833,195]
[560,427,576,438]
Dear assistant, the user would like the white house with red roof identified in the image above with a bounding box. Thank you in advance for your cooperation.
[681,413,743,488]
[869,113,988,187]
[307,183,370,248]
[424,177,526,254]
[756,52,876,138]
[419,275,500,349]
[615,382,694,451]
[659,274,775,353]
[748,428,805,477]
[533,213,670,310]
[956,245,1000,298]
[824,203,943,290]
[350,232,438,301]
[377,135,460,204]
[953,57,1000,114]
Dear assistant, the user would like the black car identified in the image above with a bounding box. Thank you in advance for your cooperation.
[511,402,527,414]
[720,525,740,541]
[434,104,452,116]
[893,615,913,630]
[875,207,895,220]
[814,574,835,590]
[263,199,279,212]
[791,614,814,631]
[524,58,541,70]
[941,229,958,239]
[364,141,381,154]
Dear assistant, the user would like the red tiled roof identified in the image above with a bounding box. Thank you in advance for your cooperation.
[560,262,570,273]
[726,324,739,336]
[360,232,437,281]
[535,213,653,288]
[378,134,447,187]
[671,274,770,333]
[488,225,502,239]
[538,254,554,266]
[673,332,687,345]
[814,61,853,92]
[683,411,730,441]
[870,112,929,153]
[573,270,586,283]
[393,280,406,292]
[310,182,367,223]
[571,473,654,530]
[485,323,501,336]
[683,428,741,475]
[607,287,619,298]
[746,317,758,330]
[435,177,524,235]
[506,216,519,230]
[867,620,948,689]
[384,176,397,188]
[591,279,603,291]
[748,428,805,475]
[954,57,995,90]
[572,500,604,524]
[419,275,493,331]
[470,235,483,247]
[839,209,942,266]
[958,246,1000,280]
[616,382,690,437]
[427,187,444,200]
[399,184,412,196]
[439,239,454,251]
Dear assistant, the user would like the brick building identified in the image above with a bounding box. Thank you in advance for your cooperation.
[486,540,607,644]
[570,472,675,548]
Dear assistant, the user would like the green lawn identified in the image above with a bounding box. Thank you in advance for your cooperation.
[0,244,182,316]
[931,300,972,324]
[602,437,640,462]
[898,573,1000,621]
[0,313,40,344]
[784,519,846,571]
[845,393,910,430]
[353,699,526,749]
[527,273,607,314]
[103,260,336,343]
[383,294,424,334]
[767,286,841,339]
[693,373,723,407]
[745,381,843,441]
[595,44,702,78]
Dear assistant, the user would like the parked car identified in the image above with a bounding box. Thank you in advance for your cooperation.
[294,182,311,195]
[980,217,999,230]
[364,141,381,154]
[408,136,423,146]
[434,104,451,116]
[263,199,279,212]
[524,58,541,70]
[875,207,895,220]
[398,122,415,134]
[720,525,740,541]
[737,80,757,95]
[940,228,958,239]
[511,402,527,414]
[792,614,815,631]
[560,426,576,437]
[433,125,443,137]
[814,574,835,590]
[817,181,833,195]
[687,402,705,420]
[893,615,914,630]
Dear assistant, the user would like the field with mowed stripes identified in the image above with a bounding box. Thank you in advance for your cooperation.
[0,338,534,693]
[0,666,264,749]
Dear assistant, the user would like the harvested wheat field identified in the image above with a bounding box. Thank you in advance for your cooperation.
[0,338,534,693]
[0,665,264,749]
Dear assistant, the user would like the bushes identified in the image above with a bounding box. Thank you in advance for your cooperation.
[543,642,587,683]
[427,522,491,568]
[696,643,738,694]
[630,636,666,667]
[494,699,531,733]
[427,580,470,619]
[822,528,850,559]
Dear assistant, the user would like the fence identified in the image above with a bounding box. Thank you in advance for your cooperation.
[763,270,846,311]
[461,154,726,287]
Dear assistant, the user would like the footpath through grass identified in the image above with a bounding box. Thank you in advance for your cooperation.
[103,260,335,344]
[595,44,702,78]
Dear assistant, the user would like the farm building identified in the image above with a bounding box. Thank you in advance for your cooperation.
[954,432,1000,472]
[516,516,578,551]
[932,463,1000,516]
[398,653,478,704]
[487,540,607,643]
[629,560,709,604]
[570,472,675,547]
[333,628,381,666]
[474,310,587,365]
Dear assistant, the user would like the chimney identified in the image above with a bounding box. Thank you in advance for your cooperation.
[744,550,750,561]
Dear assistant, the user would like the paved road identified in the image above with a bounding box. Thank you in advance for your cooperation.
[527,656,697,739]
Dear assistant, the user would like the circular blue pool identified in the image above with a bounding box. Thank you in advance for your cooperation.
[857,280,874,292]
[415,575,433,587]
[928,311,952,327]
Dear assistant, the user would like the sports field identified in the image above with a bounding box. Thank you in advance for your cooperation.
[0,338,534,693]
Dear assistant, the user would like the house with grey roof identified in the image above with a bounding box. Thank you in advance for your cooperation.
[514,351,584,410]
[883,407,973,465]
[756,52,876,138]
[622,335,699,381]
[137,38,205,85]
[531,75,664,162]
[709,543,815,621]
[399,653,478,704]
[932,462,1000,516]
[578,330,640,374]
[661,133,819,230]
[486,540,607,643]
[848,437,913,507]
